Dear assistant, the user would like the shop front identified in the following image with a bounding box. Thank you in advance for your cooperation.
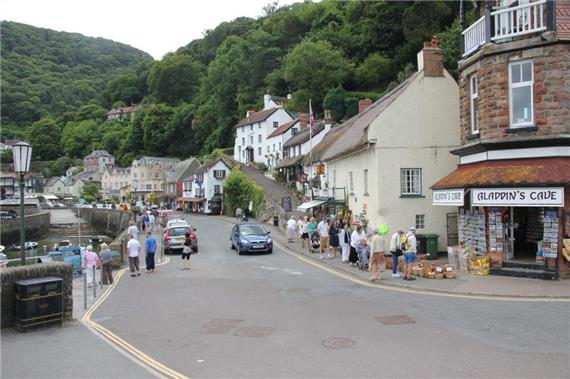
[432,158,570,278]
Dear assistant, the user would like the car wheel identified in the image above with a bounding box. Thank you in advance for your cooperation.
[230,240,235,250]
[268,248,273,254]
[237,245,243,255]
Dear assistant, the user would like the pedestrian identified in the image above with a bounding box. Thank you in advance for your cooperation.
[389,229,405,278]
[148,212,156,231]
[296,217,304,242]
[98,243,114,285]
[329,218,340,259]
[127,221,138,241]
[307,217,318,250]
[369,229,386,281]
[82,245,100,287]
[286,216,297,243]
[127,233,141,277]
[180,231,192,270]
[402,227,417,281]
[144,230,157,273]
[339,222,351,263]
[351,225,369,268]
[236,207,242,222]
[300,216,309,249]
[317,217,330,259]
[141,212,149,232]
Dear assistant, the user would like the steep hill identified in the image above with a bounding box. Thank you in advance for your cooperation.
[0,21,153,134]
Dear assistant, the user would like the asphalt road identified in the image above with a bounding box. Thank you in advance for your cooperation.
[91,214,569,378]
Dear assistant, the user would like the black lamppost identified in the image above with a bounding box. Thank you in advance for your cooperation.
[12,142,32,266]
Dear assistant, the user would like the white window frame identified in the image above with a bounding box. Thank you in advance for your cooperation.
[214,185,221,194]
[415,214,425,230]
[258,134,262,143]
[400,168,422,196]
[470,75,479,134]
[258,147,262,156]
[508,60,534,128]
[363,169,368,195]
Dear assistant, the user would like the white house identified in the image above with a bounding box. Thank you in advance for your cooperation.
[320,43,460,251]
[233,94,294,166]
[181,158,231,214]
[101,167,131,198]
[43,176,87,198]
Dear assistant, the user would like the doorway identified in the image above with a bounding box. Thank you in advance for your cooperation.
[512,207,543,259]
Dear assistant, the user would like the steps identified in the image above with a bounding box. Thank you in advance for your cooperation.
[491,260,557,280]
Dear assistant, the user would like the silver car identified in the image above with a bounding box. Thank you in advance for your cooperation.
[162,224,198,254]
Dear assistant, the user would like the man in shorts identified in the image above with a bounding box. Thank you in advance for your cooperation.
[403,227,417,281]
[126,233,141,277]
[317,217,330,260]
[286,216,297,243]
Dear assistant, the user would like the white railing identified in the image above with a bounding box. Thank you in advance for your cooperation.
[492,0,546,41]
[462,15,487,57]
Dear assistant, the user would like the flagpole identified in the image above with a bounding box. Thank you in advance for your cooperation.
[309,100,313,200]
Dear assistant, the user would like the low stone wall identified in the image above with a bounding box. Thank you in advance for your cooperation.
[0,262,73,328]
[79,208,132,239]
[0,212,50,245]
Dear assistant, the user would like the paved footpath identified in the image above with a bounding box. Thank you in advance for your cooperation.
[220,215,570,299]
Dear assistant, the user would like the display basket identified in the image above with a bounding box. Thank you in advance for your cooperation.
[469,256,490,276]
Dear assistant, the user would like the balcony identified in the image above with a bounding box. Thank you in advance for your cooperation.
[462,0,554,57]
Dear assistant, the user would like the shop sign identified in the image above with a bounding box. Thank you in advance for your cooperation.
[432,189,464,206]
[472,187,564,207]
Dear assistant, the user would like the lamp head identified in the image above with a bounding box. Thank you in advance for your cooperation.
[12,142,32,175]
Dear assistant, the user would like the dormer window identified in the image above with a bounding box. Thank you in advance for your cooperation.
[291,128,298,135]
[273,121,278,128]
[509,60,533,128]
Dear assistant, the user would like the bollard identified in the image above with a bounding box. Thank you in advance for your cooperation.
[83,271,87,310]
[92,265,97,298]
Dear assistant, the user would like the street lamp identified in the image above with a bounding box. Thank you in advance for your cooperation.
[12,142,32,266]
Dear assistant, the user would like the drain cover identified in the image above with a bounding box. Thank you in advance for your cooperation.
[234,326,273,337]
[375,315,416,325]
[321,337,355,349]
[198,319,244,334]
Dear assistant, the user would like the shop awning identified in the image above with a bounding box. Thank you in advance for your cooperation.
[297,199,328,210]
[182,197,206,203]
[432,158,570,190]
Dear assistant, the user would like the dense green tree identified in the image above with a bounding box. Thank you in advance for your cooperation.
[26,118,62,160]
[80,183,99,203]
[355,53,393,90]
[60,119,98,158]
[140,104,176,154]
[147,54,202,104]
[49,156,74,176]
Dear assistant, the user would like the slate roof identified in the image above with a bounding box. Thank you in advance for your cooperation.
[194,158,231,175]
[267,119,299,139]
[274,155,304,169]
[303,124,351,166]
[85,150,113,159]
[432,158,570,189]
[321,72,419,162]
[166,158,201,183]
[283,121,326,148]
[235,108,279,128]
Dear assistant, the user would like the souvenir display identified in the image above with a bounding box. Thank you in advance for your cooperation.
[542,210,559,258]
[487,208,504,253]
[458,208,486,254]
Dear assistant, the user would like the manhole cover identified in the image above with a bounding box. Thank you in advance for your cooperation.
[198,319,244,334]
[234,326,273,337]
[321,337,355,349]
[375,315,416,325]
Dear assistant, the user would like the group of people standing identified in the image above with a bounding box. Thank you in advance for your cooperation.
[126,221,158,277]
[286,214,418,281]
[81,243,114,286]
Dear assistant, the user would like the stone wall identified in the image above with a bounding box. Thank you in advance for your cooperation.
[79,208,132,239]
[459,42,570,143]
[1,262,73,328]
[0,212,50,245]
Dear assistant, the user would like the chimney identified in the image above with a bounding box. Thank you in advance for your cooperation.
[417,36,443,77]
[263,93,272,109]
[324,109,332,122]
[299,113,308,129]
[246,109,255,118]
[359,98,373,114]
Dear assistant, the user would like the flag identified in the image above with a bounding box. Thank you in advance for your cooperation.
[309,100,315,136]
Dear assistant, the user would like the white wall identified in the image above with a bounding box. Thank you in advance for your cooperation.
[202,161,230,213]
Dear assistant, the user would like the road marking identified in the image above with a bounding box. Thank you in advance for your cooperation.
[81,256,190,379]
[273,239,570,303]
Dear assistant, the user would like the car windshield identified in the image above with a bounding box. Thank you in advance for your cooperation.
[169,227,189,237]
[240,225,266,236]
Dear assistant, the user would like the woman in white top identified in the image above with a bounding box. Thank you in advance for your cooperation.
[300,216,309,249]
[339,222,351,263]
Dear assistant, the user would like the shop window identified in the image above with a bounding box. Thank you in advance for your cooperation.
[470,75,478,134]
[400,168,422,196]
[415,214,425,230]
[509,60,533,128]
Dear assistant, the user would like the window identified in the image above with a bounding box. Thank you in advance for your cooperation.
[258,147,262,156]
[249,136,253,145]
[258,134,262,143]
[509,61,533,127]
[267,145,270,152]
[214,185,221,194]
[363,169,368,195]
[154,184,157,190]
[470,75,478,134]
[400,168,422,195]
[250,125,253,131]
[213,170,226,179]
[258,123,262,129]
[146,184,152,190]
[279,142,281,150]
[196,173,204,182]
[273,121,278,128]
[291,127,298,135]
[141,172,144,178]
[242,137,245,146]
[348,172,354,193]
[415,214,425,230]
[183,182,191,191]
[273,144,275,152]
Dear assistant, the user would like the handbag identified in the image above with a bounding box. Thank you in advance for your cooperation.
[182,245,191,254]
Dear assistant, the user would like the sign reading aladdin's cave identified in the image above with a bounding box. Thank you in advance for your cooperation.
[471,188,564,207]
[432,189,464,206]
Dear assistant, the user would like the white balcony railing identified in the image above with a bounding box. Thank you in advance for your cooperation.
[462,15,487,57]
[492,0,546,41]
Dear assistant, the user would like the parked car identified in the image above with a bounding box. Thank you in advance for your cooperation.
[230,223,273,255]
[0,210,17,219]
[163,223,198,255]
[166,219,188,228]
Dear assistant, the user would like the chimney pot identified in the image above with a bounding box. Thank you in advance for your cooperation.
[358,99,373,114]
[417,36,443,77]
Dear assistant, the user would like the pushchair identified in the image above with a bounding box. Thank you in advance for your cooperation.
[354,246,370,271]
[309,232,320,253]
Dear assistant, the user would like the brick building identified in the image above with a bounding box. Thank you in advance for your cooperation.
[432,0,570,278]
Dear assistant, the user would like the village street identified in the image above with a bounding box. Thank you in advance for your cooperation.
[83,214,568,378]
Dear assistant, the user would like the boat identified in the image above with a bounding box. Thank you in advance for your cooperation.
[54,240,72,250]
[11,242,39,250]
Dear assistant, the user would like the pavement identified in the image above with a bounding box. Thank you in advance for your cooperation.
[224,215,570,299]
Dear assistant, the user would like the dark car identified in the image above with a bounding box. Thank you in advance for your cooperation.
[230,223,273,255]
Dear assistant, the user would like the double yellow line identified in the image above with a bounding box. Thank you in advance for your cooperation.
[81,257,189,379]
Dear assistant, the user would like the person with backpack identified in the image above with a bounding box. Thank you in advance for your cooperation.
[402,227,417,280]
[389,229,405,277]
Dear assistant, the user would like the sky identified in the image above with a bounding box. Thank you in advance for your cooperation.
[2,0,300,60]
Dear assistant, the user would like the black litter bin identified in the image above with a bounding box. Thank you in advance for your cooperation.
[14,277,63,331]
[273,216,279,227]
